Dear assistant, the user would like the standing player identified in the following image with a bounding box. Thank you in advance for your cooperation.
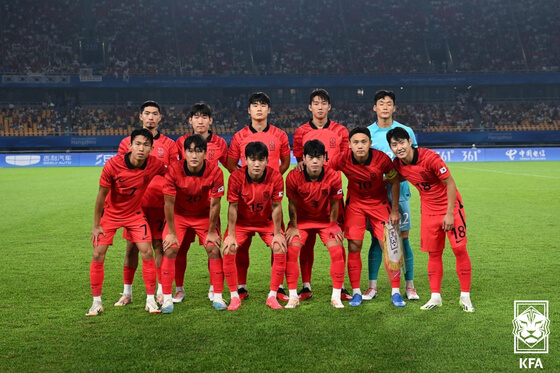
[387,127,474,312]
[329,127,402,307]
[285,140,346,309]
[114,101,179,307]
[292,88,350,301]
[365,90,419,301]
[176,102,228,165]
[174,102,228,302]
[222,141,287,311]
[226,92,291,301]
[87,129,166,316]
[160,134,226,313]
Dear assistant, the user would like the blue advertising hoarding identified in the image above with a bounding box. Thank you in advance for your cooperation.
[1,147,559,168]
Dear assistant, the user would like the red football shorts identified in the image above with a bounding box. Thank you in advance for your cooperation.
[162,214,221,248]
[94,211,151,246]
[344,200,391,241]
[289,222,337,246]
[123,206,165,241]
[420,205,468,252]
[225,221,281,248]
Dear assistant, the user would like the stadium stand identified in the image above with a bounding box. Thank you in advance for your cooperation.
[1,0,558,76]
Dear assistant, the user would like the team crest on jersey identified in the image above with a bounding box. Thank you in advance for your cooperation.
[263,191,270,199]
[420,171,430,181]
[322,189,329,196]
[157,147,164,158]
[201,185,209,193]
[208,149,215,159]
[268,140,276,151]
[143,175,151,184]
[370,172,378,181]
[329,137,336,148]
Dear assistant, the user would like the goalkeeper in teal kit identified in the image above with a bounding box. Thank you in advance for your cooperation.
[365,90,419,303]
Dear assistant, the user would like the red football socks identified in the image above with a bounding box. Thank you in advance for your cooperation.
[223,254,238,292]
[270,253,286,291]
[161,257,175,295]
[209,258,224,293]
[427,251,444,293]
[347,251,362,290]
[142,258,157,295]
[452,245,472,292]
[328,245,345,289]
[90,260,104,297]
[123,265,136,286]
[286,245,302,289]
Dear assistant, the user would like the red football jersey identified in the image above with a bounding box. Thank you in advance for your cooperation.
[99,154,166,219]
[118,131,179,208]
[163,160,225,218]
[176,131,228,166]
[329,148,395,206]
[392,148,462,215]
[292,120,349,164]
[286,166,343,224]
[227,166,284,226]
[228,124,290,172]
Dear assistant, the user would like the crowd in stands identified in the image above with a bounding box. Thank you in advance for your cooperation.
[2,98,558,137]
[1,0,558,76]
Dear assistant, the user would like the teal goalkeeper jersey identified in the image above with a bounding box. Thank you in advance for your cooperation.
[367,120,417,202]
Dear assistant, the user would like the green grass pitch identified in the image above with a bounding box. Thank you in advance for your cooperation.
[1,161,558,372]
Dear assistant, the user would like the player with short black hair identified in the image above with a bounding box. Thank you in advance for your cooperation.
[329,127,403,307]
[160,134,226,313]
[291,88,350,301]
[222,141,287,310]
[365,90,420,303]
[114,101,179,308]
[226,92,291,302]
[174,102,228,302]
[387,127,474,312]
[87,128,166,316]
[285,139,346,308]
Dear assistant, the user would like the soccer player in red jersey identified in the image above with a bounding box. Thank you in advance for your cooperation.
[176,102,228,166]
[174,102,228,302]
[292,88,350,301]
[87,129,166,316]
[285,139,346,309]
[115,101,179,307]
[329,127,402,307]
[160,134,226,313]
[387,127,474,312]
[222,141,287,311]
[226,92,291,301]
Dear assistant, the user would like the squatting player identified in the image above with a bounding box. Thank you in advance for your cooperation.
[387,127,474,312]
[365,90,419,301]
[222,141,287,311]
[226,92,291,302]
[292,88,350,301]
[115,100,179,307]
[160,134,226,313]
[329,127,403,307]
[174,102,228,303]
[285,139,346,309]
[87,129,166,316]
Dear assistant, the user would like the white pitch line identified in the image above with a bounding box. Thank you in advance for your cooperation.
[452,166,560,180]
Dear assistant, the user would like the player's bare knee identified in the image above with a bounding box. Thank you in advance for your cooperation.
[206,245,220,259]
[347,240,362,253]
[137,242,154,260]
[163,246,178,259]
